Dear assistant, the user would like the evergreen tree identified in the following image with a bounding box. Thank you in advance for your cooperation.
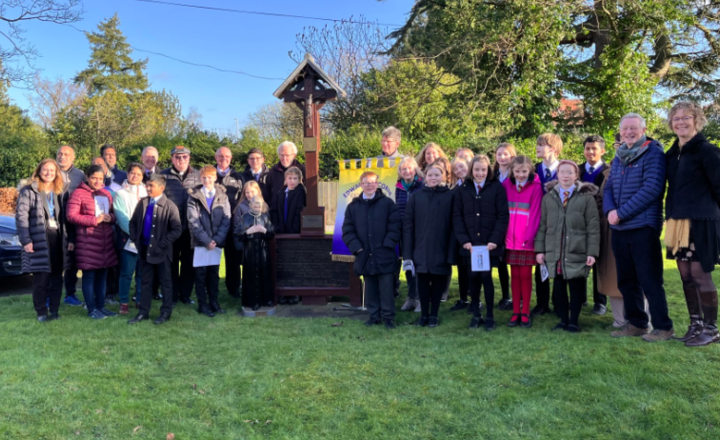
[74,14,149,95]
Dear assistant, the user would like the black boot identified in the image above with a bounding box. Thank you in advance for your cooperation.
[677,283,704,342]
[686,289,720,347]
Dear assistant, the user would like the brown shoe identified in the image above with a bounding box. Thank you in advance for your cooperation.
[611,324,649,338]
[119,303,129,315]
[642,328,675,342]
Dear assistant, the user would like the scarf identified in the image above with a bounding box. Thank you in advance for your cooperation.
[401,176,418,192]
[616,135,648,166]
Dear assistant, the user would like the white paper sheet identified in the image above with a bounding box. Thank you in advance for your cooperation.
[94,195,110,217]
[540,263,549,282]
[124,239,138,254]
[193,246,222,267]
[471,246,491,272]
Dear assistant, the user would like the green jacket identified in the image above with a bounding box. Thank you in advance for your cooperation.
[535,181,600,280]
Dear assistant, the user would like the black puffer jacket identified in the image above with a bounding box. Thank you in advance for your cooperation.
[160,166,201,231]
[15,182,68,273]
[403,185,457,275]
[665,132,720,220]
[342,191,401,276]
[453,179,509,257]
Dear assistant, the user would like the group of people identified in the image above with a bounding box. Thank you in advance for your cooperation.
[16,141,307,324]
[342,103,720,347]
[14,102,720,345]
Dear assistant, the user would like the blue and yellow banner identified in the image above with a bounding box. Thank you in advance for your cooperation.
[331,158,399,262]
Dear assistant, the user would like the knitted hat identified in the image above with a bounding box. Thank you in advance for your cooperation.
[558,160,579,177]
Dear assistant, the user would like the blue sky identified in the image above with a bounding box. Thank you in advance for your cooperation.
[7,0,414,135]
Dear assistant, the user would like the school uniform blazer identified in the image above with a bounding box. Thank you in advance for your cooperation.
[129,195,182,264]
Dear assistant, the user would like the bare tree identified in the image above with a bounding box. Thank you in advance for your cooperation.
[290,17,391,130]
[246,101,305,144]
[26,74,87,127]
[0,0,83,84]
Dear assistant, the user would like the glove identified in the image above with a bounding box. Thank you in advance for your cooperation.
[402,260,415,277]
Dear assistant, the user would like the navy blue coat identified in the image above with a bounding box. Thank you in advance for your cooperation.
[603,138,666,231]
[394,178,423,221]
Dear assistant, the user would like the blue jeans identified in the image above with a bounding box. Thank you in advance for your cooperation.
[119,250,141,304]
[82,268,108,313]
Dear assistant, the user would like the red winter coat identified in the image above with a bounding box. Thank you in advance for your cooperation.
[66,182,118,271]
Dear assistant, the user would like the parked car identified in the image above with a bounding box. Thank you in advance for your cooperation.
[0,213,23,276]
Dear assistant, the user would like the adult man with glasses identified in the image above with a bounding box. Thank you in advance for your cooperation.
[265,141,306,206]
[160,146,201,305]
[604,113,674,342]
[241,148,270,202]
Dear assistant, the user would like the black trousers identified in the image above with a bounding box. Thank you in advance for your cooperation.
[171,229,195,302]
[64,251,77,297]
[457,259,469,302]
[553,274,586,327]
[224,241,241,297]
[496,259,510,301]
[106,264,119,297]
[195,264,220,306]
[535,264,551,309]
[139,256,174,317]
[612,227,673,331]
[469,268,495,317]
[33,270,63,316]
[396,259,418,300]
[364,273,395,320]
[418,273,447,318]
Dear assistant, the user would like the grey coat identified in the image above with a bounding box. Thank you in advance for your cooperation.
[61,166,84,194]
[187,184,232,248]
[15,182,68,273]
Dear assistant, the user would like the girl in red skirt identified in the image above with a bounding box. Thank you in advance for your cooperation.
[502,156,543,328]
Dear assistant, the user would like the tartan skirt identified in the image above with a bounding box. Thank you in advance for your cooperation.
[505,249,536,266]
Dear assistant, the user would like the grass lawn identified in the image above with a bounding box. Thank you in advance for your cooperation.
[2,256,720,440]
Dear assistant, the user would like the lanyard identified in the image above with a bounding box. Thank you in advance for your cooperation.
[46,192,55,217]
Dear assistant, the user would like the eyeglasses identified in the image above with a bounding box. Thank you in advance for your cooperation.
[173,155,190,161]
[672,116,694,123]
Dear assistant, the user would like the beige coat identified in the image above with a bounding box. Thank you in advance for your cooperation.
[596,169,622,298]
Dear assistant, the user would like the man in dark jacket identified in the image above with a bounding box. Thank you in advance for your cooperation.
[128,174,182,325]
[604,112,674,342]
[579,135,610,315]
[265,141,306,206]
[101,144,127,186]
[241,148,270,202]
[160,146,201,305]
[342,172,401,329]
[214,146,245,299]
[56,145,85,307]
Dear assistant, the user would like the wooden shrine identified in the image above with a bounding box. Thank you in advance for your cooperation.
[270,53,362,306]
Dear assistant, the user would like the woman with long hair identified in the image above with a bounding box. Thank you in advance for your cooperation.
[16,159,68,322]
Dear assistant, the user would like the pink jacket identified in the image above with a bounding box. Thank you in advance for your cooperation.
[503,176,542,251]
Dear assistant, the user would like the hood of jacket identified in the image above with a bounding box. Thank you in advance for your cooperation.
[348,189,388,207]
[545,180,599,196]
